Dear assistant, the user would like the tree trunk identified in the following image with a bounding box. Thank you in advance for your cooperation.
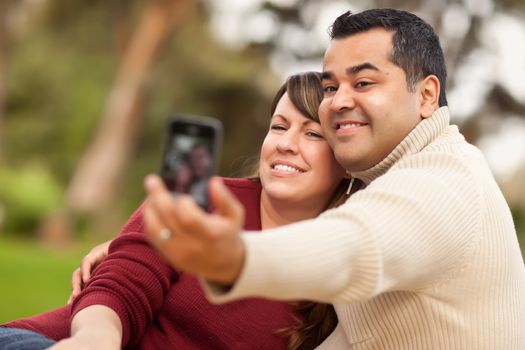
[63,0,196,232]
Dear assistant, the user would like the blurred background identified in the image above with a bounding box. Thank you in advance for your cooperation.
[0,0,524,322]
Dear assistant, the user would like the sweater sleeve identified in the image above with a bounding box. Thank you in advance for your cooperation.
[2,306,72,341]
[203,153,481,304]
[70,208,179,347]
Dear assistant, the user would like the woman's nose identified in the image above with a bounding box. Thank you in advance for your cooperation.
[276,132,299,154]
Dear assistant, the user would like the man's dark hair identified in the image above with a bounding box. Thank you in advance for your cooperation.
[329,8,448,107]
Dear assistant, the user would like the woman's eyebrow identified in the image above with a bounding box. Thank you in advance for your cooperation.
[271,114,287,122]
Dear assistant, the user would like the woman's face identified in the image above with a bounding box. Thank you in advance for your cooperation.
[259,92,347,208]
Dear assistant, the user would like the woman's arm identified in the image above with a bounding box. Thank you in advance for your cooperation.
[48,305,122,350]
[69,204,178,347]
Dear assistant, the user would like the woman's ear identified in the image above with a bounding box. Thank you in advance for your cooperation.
[419,75,440,118]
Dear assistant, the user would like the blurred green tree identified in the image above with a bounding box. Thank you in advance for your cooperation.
[1,0,523,245]
[0,0,278,240]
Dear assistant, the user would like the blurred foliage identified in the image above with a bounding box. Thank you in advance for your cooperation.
[0,166,62,234]
[0,0,278,235]
[512,207,525,247]
[496,0,525,11]
[0,0,523,239]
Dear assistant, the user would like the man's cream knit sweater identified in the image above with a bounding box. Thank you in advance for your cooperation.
[205,107,525,349]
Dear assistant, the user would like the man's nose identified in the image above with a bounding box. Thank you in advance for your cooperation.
[330,85,356,112]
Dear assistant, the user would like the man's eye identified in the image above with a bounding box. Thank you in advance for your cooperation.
[355,81,372,88]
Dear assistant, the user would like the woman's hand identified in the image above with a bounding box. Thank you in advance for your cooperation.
[68,240,111,304]
[143,175,246,285]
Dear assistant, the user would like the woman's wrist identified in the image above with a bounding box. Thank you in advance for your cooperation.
[70,305,122,350]
[69,328,120,350]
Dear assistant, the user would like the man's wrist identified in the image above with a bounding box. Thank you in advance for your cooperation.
[210,236,246,285]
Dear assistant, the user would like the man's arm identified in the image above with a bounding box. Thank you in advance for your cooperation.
[144,155,480,305]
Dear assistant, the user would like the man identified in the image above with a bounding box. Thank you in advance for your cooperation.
[144,8,525,349]
[187,143,213,207]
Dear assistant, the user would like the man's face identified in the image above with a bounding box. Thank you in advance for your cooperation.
[189,145,211,178]
[319,28,424,172]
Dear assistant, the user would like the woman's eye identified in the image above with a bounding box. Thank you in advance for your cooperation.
[271,125,287,131]
[306,131,323,138]
[323,86,337,93]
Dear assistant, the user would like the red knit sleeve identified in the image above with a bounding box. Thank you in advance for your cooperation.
[2,306,72,341]
[70,207,179,347]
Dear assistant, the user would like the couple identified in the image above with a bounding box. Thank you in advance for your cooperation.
[2,71,339,350]
[2,8,525,350]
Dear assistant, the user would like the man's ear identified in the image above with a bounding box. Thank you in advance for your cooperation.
[419,75,440,118]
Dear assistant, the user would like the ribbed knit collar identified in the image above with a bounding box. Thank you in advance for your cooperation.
[350,106,450,184]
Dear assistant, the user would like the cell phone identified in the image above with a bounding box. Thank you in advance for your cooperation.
[160,115,223,209]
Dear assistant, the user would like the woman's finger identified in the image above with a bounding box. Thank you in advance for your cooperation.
[79,241,110,283]
[79,256,93,284]
[69,268,82,304]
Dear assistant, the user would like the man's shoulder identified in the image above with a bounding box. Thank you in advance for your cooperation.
[404,125,483,167]
[385,127,493,200]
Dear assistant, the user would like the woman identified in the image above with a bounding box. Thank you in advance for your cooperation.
[1,72,352,349]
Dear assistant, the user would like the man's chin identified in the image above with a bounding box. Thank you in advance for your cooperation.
[335,155,370,173]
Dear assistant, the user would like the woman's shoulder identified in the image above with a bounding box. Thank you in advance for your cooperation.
[219,178,262,230]
[221,177,262,193]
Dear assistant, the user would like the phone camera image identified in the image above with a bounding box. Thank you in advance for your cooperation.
[161,116,222,209]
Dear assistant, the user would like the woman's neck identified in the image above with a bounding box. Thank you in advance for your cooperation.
[259,191,325,230]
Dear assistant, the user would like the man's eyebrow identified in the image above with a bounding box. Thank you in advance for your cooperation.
[321,63,381,80]
[321,71,333,80]
[347,62,380,75]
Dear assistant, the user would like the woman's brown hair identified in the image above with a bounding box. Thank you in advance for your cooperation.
[244,72,353,348]
[268,72,350,349]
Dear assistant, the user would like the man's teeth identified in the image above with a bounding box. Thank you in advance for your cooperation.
[273,164,302,173]
[339,123,361,129]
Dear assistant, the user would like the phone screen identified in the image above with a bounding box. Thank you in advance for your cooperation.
[161,116,222,208]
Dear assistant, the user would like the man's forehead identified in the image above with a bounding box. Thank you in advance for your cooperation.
[322,30,394,70]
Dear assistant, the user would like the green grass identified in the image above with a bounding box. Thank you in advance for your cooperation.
[0,237,87,323]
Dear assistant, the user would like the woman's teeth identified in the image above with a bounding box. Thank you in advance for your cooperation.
[339,123,361,129]
[273,164,302,173]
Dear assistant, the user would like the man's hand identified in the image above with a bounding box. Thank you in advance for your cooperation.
[143,175,246,285]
